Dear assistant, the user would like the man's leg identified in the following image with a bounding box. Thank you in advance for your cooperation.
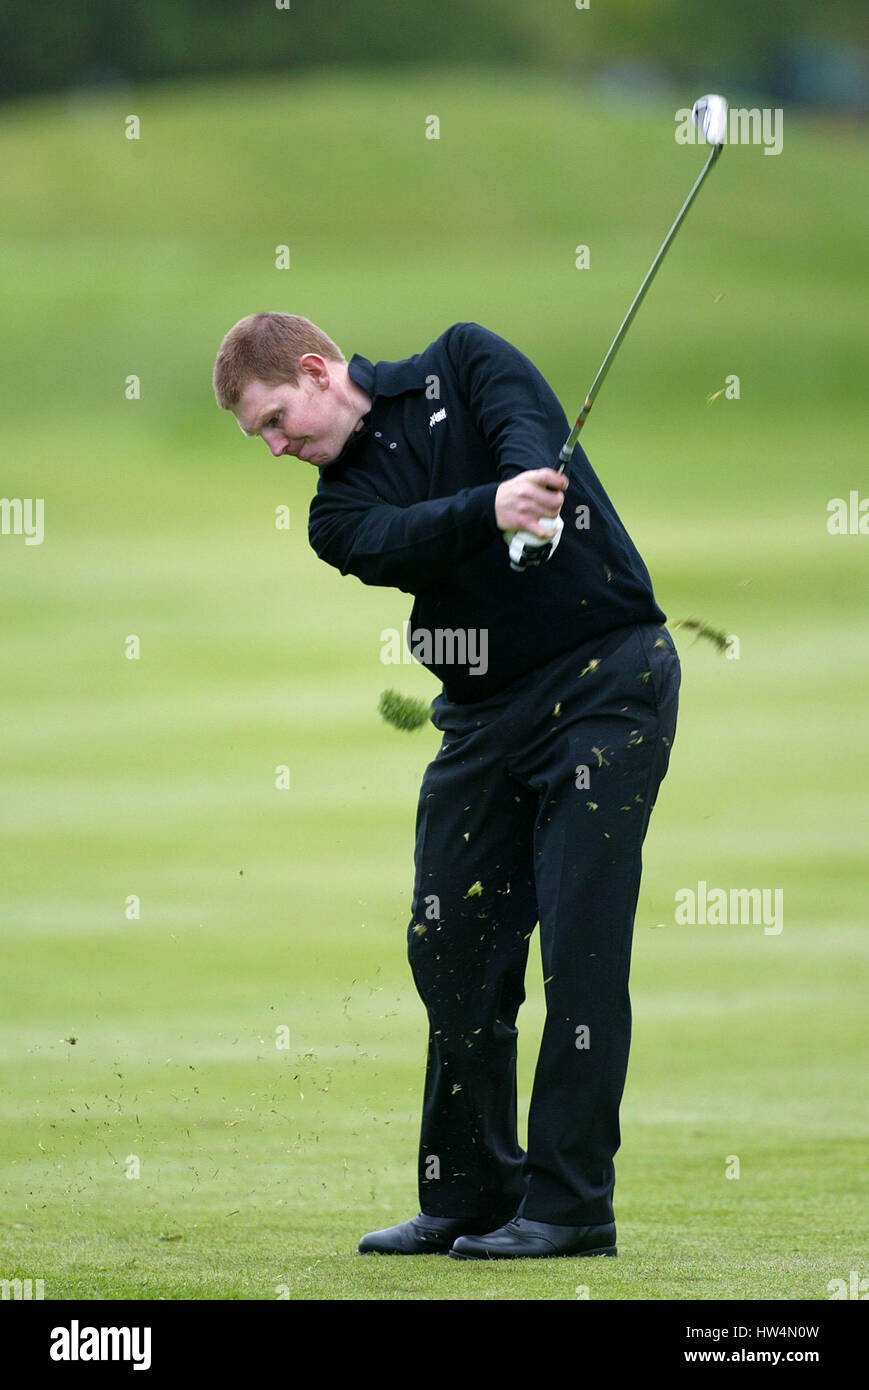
[407,703,540,1228]
[515,623,680,1225]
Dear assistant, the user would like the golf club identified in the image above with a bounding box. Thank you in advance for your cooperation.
[507,93,728,571]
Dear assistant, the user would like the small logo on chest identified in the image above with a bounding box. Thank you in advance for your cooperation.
[429,408,447,429]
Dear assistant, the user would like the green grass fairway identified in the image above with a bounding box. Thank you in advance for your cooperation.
[1,68,867,1300]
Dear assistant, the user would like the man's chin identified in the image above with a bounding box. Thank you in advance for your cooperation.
[319,428,360,469]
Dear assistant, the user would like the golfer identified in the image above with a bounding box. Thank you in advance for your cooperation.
[213,313,680,1259]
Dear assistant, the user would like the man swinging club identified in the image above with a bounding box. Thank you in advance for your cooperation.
[213,312,681,1259]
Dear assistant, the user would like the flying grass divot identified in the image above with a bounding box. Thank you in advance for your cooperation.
[378,688,432,731]
[672,618,729,653]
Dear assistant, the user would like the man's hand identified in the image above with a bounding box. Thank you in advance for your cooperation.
[495,469,568,539]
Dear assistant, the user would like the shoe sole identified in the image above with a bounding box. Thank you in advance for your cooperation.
[449,1244,617,1261]
[358,1245,452,1255]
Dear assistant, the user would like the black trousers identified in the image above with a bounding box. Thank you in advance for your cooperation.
[407,621,680,1227]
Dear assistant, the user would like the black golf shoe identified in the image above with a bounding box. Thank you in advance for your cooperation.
[449,1217,617,1260]
[358,1213,481,1255]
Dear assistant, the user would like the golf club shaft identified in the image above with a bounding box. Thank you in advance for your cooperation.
[556,142,723,471]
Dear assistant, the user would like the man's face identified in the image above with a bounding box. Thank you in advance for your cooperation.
[234,362,353,468]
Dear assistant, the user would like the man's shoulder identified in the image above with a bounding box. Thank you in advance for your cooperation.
[376,321,486,364]
[416,323,541,390]
[362,323,501,398]
[368,322,520,373]
[435,321,541,369]
[433,321,506,352]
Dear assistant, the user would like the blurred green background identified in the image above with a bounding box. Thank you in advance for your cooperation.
[1,3,867,1302]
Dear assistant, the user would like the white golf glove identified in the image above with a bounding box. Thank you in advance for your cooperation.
[505,515,564,571]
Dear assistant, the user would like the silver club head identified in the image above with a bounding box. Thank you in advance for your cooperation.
[692,94,728,147]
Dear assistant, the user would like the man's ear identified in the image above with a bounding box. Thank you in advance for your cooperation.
[298,353,330,388]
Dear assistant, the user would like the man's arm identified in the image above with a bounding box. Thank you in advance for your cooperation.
[444,321,569,481]
[308,478,501,592]
[309,467,568,592]
[446,321,572,569]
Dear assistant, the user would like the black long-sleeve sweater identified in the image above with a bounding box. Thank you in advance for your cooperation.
[307,321,665,703]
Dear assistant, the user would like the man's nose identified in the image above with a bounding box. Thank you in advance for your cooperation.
[266,435,286,457]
